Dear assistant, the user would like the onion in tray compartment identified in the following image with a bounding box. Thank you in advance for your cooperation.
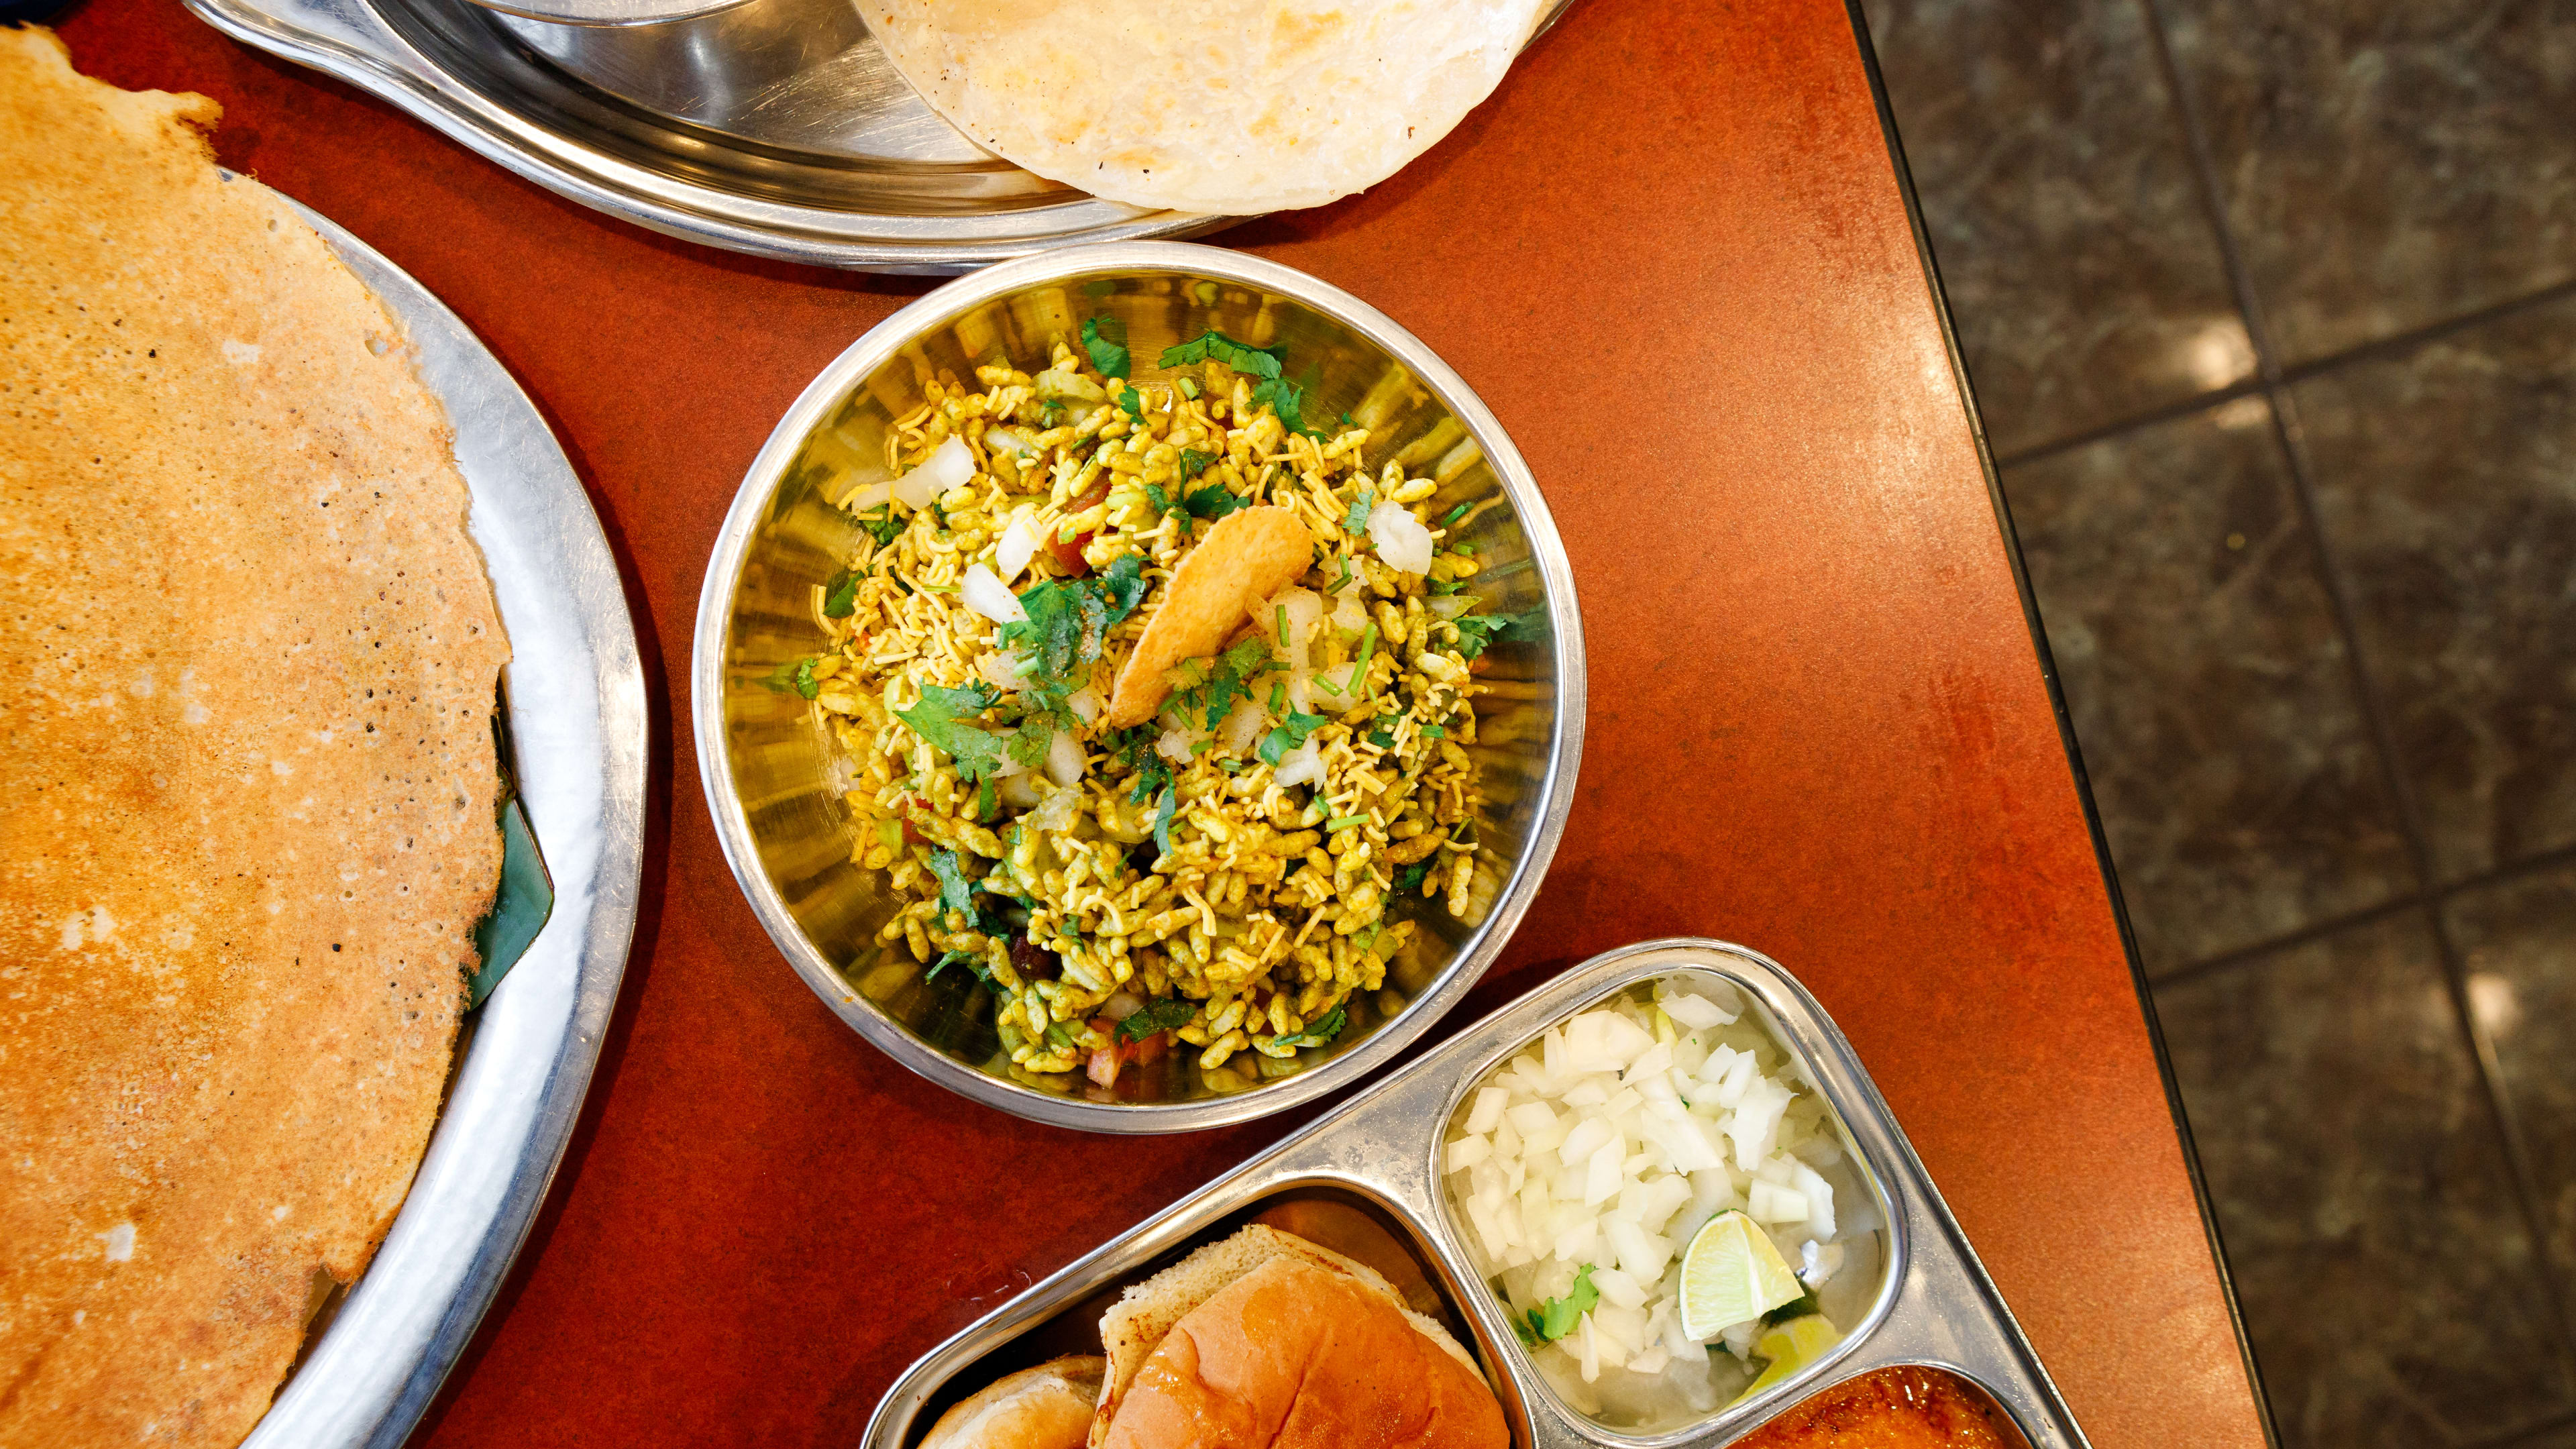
[1440,973,1883,1434]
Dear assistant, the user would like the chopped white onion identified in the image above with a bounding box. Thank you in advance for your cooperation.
[1440,977,1845,1417]
[996,772,1044,810]
[892,435,974,508]
[1218,696,1267,755]
[1258,587,1326,672]
[1065,687,1102,723]
[1045,729,1086,786]
[996,515,1038,580]
[1157,727,1202,763]
[840,478,892,513]
[1271,738,1324,788]
[961,564,1026,625]
[984,427,1030,455]
[1368,500,1436,574]
[1032,367,1106,403]
[976,650,1029,692]
[1025,782,1083,832]
[1429,592,1475,619]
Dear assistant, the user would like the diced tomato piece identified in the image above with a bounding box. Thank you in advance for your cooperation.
[1047,475,1116,576]
[1131,1031,1169,1066]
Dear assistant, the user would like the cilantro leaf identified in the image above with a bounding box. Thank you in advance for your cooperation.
[1000,579,1106,686]
[1096,552,1148,620]
[1395,860,1432,894]
[1144,482,1175,516]
[855,506,905,548]
[1364,722,1395,750]
[1152,784,1178,858]
[1116,385,1147,423]
[1452,606,1548,661]
[1116,998,1197,1042]
[925,949,1000,990]
[1080,315,1129,380]
[1108,725,1173,804]
[1169,637,1273,730]
[894,682,1012,782]
[926,849,977,916]
[1256,710,1327,766]
[1251,374,1324,438]
[1342,488,1375,535]
[759,657,822,698]
[822,569,861,619]
[1528,1265,1601,1342]
[1183,484,1248,522]
[1179,448,1219,481]
[1157,329,1283,380]
[1275,1005,1348,1050]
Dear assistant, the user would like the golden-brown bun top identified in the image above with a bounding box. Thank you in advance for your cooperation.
[1098,1256,1508,1449]
[921,1355,1106,1449]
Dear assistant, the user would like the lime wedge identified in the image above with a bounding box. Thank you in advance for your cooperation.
[1676,1210,1804,1340]
[1730,1315,1845,1405]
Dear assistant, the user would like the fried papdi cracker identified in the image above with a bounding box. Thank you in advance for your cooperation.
[1107,506,1312,727]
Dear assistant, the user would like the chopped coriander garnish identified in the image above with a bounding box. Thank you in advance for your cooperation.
[1323,814,1365,833]
[1421,723,1446,738]
[1439,502,1472,527]
[1080,315,1130,380]
[1175,376,1201,400]
[1179,447,1218,480]
[1451,606,1546,661]
[1513,1265,1601,1345]
[1182,483,1247,521]
[1269,681,1287,712]
[1152,784,1179,857]
[1157,329,1283,379]
[1117,998,1197,1042]
[855,504,906,547]
[1341,488,1375,535]
[822,568,862,619]
[894,682,1011,782]
[1452,542,1478,555]
[792,657,820,699]
[1116,385,1147,423]
[1395,860,1432,894]
[1352,623,1378,683]
[926,849,977,917]
[1275,1005,1348,1050]
[1364,722,1395,749]
[1256,710,1327,767]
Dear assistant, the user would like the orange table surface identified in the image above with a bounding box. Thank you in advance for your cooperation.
[52,0,2270,1444]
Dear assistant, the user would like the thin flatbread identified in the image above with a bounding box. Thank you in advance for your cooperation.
[0,28,508,1447]
[859,0,1549,215]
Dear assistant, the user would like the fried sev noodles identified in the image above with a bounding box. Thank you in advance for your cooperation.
[792,329,1527,1081]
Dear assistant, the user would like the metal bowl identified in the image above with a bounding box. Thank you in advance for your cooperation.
[692,242,1585,1131]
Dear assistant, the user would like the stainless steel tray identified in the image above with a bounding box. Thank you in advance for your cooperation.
[863,939,2091,1448]
[241,203,648,1449]
[179,0,1574,272]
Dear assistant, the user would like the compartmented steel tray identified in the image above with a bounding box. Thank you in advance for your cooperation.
[863,938,2091,1448]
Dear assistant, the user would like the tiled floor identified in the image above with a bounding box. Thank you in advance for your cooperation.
[1860,2,2576,1446]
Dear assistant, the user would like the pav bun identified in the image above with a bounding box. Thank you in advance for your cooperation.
[920,1355,1106,1449]
[1098,1255,1507,1449]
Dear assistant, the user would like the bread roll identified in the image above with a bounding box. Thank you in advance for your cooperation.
[921,1356,1106,1449]
[1093,1224,1412,1442]
[1098,1256,1507,1449]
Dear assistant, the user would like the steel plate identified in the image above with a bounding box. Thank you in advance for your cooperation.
[179,0,1574,271]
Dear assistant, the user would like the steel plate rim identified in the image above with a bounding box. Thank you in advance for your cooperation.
[691,239,1587,1134]
[230,205,647,1449]
[176,0,1246,270]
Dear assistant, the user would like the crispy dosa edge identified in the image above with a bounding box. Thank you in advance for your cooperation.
[0,28,508,1446]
